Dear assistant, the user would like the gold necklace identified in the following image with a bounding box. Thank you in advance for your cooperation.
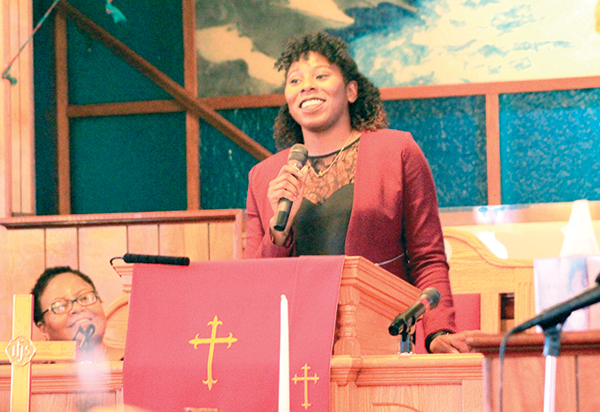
[312,130,359,178]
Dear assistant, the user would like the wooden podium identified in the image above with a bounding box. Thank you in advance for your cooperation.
[467,330,600,412]
[330,257,483,412]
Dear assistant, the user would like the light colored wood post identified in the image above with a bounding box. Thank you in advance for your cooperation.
[0,0,36,217]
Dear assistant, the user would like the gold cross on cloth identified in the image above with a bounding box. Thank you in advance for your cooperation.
[0,295,77,412]
[292,363,319,410]
[189,315,237,390]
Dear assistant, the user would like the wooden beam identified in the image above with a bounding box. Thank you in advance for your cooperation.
[0,0,12,217]
[17,0,35,215]
[0,209,244,229]
[183,0,200,210]
[380,75,600,100]
[201,94,285,110]
[8,0,22,215]
[55,11,71,215]
[65,73,600,115]
[56,1,271,162]
[67,100,183,117]
[485,93,501,205]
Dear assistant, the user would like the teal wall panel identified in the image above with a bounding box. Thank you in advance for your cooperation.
[200,107,279,209]
[500,88,600,204]
[66,19,173,104]
[70,113,187,214]
[384,96,488,207]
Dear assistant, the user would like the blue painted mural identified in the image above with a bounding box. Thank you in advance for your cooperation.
[195,0,600,96]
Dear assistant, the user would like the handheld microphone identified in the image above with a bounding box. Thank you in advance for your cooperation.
[73,324,96,349]
[274,143,309,231]
[511,272,600,333]
[389,288,440,336]
[122,253,190,266]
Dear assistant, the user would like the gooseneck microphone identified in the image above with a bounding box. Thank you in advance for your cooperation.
[511,272,600,333]
[274,143,309,231]
[389,288,441,336]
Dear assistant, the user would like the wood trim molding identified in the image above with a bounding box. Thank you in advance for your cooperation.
[0,362,123,393]
[352,354,483,386]
[0,208,244,229]
[380,75,600,100]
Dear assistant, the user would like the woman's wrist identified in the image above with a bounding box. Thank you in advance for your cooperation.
[425,330,453,353]
[270,225,293,247]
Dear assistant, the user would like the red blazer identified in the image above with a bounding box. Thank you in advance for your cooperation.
[245,129,456,338]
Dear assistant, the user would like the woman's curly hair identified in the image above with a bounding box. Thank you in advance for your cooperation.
[273,31,388,150]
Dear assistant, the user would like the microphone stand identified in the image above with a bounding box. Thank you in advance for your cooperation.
[398,328,413,354]
[501,274,600,412]
[540,321,564,412]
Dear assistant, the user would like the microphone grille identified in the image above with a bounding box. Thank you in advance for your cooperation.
[288,143,309,166]
[422,287,441,309]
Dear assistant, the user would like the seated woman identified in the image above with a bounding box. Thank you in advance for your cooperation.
[31,266,120,362]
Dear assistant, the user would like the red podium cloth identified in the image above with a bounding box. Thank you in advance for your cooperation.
[123,256,345,412]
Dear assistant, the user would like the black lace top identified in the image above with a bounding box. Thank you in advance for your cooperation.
[294,137,359,255]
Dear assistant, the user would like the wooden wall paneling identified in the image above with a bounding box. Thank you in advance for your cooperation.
[487,356,577,412]
[55,11,71,215]
[45,227,78,268]
[78,226,128,311]
[126,224,159,255]
[158,222,209,261]
[208,221,236,261]
[577,355,600,412]
[0,228,45,341]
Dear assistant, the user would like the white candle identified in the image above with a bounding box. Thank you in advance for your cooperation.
[279,294,290,412]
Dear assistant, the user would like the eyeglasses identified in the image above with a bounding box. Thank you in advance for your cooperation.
[41,291,99,316]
